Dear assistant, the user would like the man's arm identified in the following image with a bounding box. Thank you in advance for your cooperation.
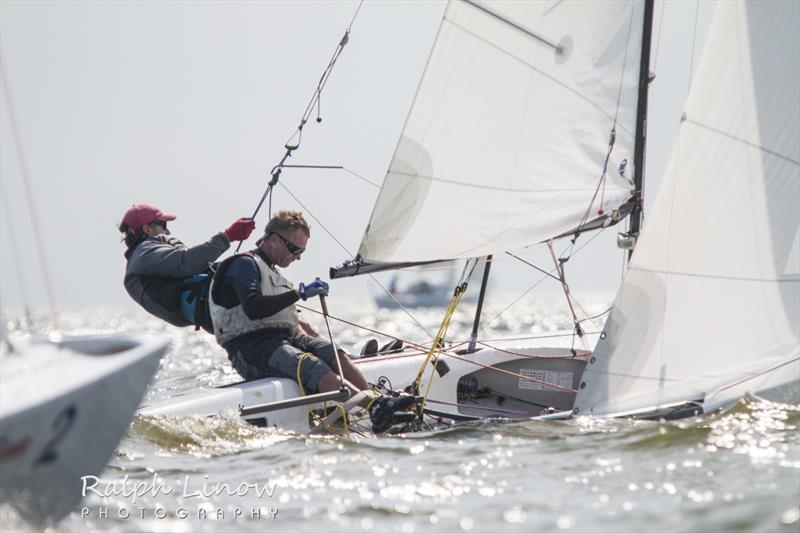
[129,233,230,277]
[226,257,300,320]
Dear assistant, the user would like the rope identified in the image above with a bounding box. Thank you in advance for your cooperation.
[297,303,435,355]
[476,341,590,360]
[418,288,467,414]
[547,241,586,345]
[297,351,351,433]
[410,265,477,415]
[413,285,467,390]
[296,303,581,393]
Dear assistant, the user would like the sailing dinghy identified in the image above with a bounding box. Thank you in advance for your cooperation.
[140,0,798,432]
[0,334,170,525]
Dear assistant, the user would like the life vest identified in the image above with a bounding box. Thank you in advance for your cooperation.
[208,252,298,345]
[178,273,214,333]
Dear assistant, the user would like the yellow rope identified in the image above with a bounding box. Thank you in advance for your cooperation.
[297,351,352,433]
[337,404,349,432]
[296,352,312,396]
[412,285,467,414]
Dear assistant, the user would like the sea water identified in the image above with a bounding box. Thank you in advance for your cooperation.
[1,300,798,533]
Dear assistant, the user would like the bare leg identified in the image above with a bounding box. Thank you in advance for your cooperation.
[338,357,369,390]
[317,372,362,394]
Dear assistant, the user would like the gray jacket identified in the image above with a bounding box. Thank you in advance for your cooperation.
[124,232,230,327]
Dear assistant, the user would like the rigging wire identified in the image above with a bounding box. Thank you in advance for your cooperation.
[479,227,610,333]
[576,3,638,231]
[688,0,700,93]
[1,61,59,330]
[0,180,33,328]
[236,0,365,252]
[651,0,666,73]
[342,167,381,189]
[279,181,435,340]
[505,251,560,282]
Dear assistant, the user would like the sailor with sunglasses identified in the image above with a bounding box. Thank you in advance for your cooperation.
[119,203,256,332]
[208,210,372,397]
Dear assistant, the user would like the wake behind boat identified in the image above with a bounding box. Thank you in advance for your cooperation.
[0,334,170,525]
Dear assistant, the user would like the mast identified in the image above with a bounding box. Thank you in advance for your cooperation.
[627,0,654,257]
[467,255,492,353]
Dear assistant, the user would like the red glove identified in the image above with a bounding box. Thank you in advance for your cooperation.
[225,218,256,242]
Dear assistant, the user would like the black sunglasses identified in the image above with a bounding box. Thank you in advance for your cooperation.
[271,232,305,257]
[152,220,168,230]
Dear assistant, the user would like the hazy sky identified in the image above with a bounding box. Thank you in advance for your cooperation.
[0,0,714,313]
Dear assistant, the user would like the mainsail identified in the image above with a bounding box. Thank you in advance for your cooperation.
[343,0,646,269]
[575,0,800,416]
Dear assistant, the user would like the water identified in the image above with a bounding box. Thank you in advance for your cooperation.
[2,301,798,532]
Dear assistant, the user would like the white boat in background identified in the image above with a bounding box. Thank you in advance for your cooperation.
[141,0,798,432]
[375,277,455,309]
[374,266,479,309]
[0,334,170,525]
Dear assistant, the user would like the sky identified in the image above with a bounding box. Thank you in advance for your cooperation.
[0,0,715,313]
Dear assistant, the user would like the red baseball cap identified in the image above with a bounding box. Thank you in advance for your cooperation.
[122,204,176,233]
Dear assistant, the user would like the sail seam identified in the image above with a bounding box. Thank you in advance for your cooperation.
[684,119,800,166]
[386,170,631,193]
[444,19,634,138]
[581,370,684,382]
[628,265,800,283]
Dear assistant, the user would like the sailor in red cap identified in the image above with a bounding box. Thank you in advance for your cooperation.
[118,204,255,331]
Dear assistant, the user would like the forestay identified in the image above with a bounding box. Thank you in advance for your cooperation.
[357,0,645,265]
[575,0,800,416]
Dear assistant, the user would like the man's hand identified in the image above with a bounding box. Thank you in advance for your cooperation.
[298,319,319,337]
[298,278,329,300]
[225,218,256,242]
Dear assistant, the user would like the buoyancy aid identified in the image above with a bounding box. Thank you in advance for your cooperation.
[208,252,299,345]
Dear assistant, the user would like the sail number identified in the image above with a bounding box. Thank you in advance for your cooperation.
[34,404,77,465]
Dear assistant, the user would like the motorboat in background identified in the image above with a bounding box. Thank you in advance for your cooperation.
[0,333,170,526]
[374,263,481,309]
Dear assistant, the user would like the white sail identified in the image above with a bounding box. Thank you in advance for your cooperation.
[358,0,645,264]
[575,0,800,416]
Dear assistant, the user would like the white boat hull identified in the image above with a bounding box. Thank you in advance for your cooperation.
[0,334,170,525]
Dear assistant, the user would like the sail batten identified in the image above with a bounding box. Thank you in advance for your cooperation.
[349,0,646,266]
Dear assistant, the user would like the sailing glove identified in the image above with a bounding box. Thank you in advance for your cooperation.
[298,278,329,300]
[225,218,256,242]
